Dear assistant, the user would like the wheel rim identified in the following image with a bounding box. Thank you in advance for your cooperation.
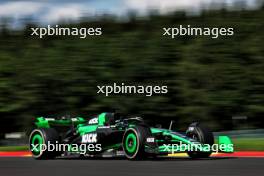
[31,133,43,155]
[125,133,137,153]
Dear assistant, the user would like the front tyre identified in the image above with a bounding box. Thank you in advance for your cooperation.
[186,122,214,158]
[122,126,151,160]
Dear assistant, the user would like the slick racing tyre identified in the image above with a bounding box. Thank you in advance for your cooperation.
[29,128,60,159]
[122,126,151,160]
[186,122,214,158]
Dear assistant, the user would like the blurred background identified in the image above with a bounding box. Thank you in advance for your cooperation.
[0,0,263,150]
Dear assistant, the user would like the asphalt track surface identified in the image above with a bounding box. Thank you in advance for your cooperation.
[0,157,263,176]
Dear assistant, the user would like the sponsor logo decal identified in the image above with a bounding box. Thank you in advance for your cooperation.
[82,133,97,143]
[146,137,155,143]
[88,118,98,124]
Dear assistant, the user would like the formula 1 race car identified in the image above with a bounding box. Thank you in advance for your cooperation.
[29,112,234,160]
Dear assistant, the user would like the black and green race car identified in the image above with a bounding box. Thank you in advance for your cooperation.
[29,112,233,160]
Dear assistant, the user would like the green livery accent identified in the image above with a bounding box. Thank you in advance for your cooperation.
[77,113,107,134]
[98,113,106,126]
[35,117,50,128]
[151,128,192,144]
[150,128,163,133]
[218,136,234,153]
[78,125,97,135]
[35,116,86,128]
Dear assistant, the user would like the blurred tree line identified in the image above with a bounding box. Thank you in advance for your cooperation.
[0,7,263,134]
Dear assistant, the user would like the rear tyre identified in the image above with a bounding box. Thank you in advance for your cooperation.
[122,126,151,160]
[29,128,60,159]
[186,122,214,158]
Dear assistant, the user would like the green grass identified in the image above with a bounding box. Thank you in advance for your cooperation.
[0,146,29,151]
[232,138,264,151]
